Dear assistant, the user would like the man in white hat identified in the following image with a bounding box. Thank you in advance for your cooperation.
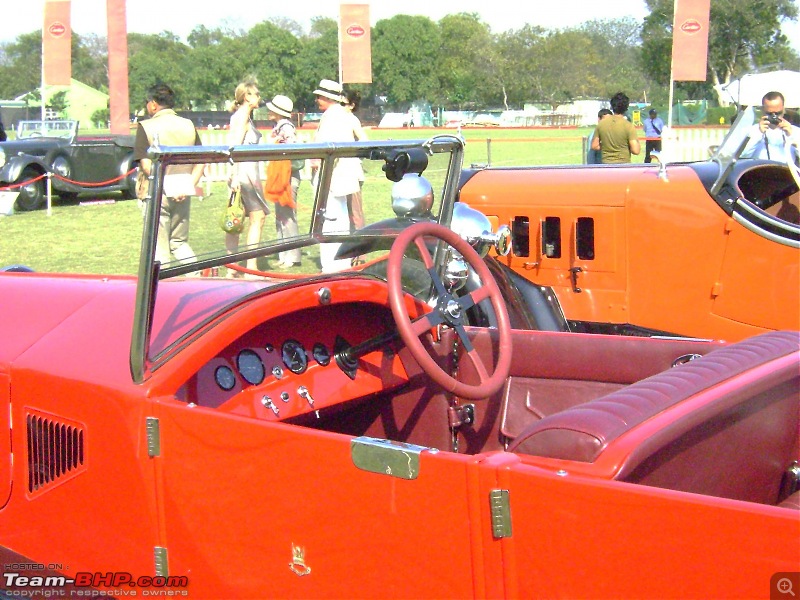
[312,79,361,272]
[266,94,302,268]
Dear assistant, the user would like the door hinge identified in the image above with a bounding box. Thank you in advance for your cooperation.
[489,489,512,539]
[146,417,160,458]
[154,546,168,577]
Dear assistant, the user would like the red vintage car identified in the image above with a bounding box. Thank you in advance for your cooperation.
[462,106,799,342]
[0,134,797,599]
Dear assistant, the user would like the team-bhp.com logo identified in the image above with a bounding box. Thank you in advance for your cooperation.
[3,571,189,596]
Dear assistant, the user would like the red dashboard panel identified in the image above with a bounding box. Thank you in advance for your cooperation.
[180,302,410,421]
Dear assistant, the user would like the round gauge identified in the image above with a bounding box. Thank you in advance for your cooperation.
[312,342,331,366]
[282,340,308,374]
[237,349,265,386]
[214,365,236,391]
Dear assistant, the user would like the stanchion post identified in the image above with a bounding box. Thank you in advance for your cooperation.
[46,172,53,217]
[487,138,492,166]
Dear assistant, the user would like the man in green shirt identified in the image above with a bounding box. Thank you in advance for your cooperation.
[591,92,641,164]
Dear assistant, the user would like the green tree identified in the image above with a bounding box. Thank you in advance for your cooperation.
[0,32,44,99]
[437,13,497,108]
[293,17,340,112]
[372,15,440,107]
[578,18,654,102]
[127,32,192,112]
[495,25,547,107]
[641,0,799,105]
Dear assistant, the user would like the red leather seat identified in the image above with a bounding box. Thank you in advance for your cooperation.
[508,331,800,504]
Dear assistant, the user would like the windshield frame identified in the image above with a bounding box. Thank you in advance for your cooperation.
[130,135,466,383]
[709,106,757,196]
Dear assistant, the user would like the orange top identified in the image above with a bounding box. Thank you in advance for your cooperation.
[263,160,294,208]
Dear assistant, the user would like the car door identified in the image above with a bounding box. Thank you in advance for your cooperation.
[711,200,800,332]
[154,402,483,598]
[489,457,799,599]
[67,140,120,185]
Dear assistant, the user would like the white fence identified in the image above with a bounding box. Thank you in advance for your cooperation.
[662,126,729,162]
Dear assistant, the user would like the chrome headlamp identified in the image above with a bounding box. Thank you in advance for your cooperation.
[450,203,512,258]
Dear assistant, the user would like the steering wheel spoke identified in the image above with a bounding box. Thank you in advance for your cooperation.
[410,311,444,337]
[387,222,512,400]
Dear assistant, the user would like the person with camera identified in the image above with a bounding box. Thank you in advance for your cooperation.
[742,91,797,162]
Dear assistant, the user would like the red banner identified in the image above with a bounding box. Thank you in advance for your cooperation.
[671,0,711,81]
[106,0,130,134]
[339,3,372,83]
[43,0,72,86]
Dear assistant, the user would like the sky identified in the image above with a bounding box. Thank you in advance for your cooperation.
[2,0,799,52]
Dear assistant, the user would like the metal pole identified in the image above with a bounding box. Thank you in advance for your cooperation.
[46,172,52,217]
[487,138,492,166]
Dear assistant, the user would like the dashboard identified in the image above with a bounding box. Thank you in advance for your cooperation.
[178,302,411,421]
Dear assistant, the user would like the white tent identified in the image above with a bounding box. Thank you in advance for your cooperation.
[718,70,800,107]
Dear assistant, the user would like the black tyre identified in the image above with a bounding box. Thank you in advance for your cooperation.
[14,167,46,211]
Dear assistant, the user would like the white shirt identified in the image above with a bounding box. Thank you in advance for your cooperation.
[314,103,361,196]
[742,124,797,162]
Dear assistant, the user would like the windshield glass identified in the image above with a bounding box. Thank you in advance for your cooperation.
[151,140,452,278]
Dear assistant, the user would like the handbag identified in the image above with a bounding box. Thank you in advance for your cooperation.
[220,189,245,234]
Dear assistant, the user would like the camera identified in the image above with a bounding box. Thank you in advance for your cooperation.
[766,112,782,126]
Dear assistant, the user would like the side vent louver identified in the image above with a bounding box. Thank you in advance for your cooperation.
[26,412,86,495]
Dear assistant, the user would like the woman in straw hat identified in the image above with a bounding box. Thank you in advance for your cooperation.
[312,79,361,273]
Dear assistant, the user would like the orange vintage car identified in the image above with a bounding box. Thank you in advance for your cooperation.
[461,106,799,342]
[0,135,797,599]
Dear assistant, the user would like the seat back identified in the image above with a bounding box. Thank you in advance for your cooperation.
[508,331,800,504]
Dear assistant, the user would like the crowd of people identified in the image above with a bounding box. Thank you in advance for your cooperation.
[135,76,367,276]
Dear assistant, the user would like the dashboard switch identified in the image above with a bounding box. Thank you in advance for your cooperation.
[261,395,279,417]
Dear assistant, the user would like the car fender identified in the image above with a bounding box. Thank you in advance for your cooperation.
[0,153,47,184]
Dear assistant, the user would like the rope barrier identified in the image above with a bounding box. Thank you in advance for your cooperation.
[51,168,136,187]
[0,173,47,192]
[0,168,136,193]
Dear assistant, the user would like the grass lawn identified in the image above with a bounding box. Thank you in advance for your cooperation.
[0,127,617,274]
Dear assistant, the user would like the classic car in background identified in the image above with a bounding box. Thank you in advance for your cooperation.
[0,135,797,598]
[0,120,138,211]
[462,105,799,342]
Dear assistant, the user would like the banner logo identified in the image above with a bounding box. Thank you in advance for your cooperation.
[48,21,67,37]
[346,24,365,38]
[680,19,702,34]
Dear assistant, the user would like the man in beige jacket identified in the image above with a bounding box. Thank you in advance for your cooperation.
[134,83,204,267]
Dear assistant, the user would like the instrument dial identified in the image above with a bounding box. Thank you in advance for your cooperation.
[237,349,265,386]
[282,340,308,374]
[214,365,236,391]
[312,342,331,366]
